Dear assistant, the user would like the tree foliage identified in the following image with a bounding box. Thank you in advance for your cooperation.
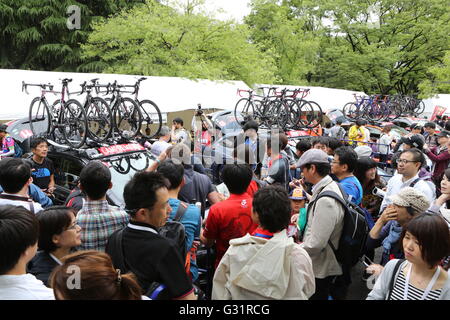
[81,0,278,85]
[0,0,145,71]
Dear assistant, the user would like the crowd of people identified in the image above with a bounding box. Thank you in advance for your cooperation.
[0,114,449,301]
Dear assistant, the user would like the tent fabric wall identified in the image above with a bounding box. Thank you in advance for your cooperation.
[0,69,250,120]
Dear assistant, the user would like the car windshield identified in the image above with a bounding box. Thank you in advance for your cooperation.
[214,112,244,134]
[105,151,153,207]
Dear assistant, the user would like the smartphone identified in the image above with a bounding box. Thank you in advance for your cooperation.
[360,255,373,267]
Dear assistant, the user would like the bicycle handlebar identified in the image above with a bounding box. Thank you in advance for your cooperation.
[22,81,54,95]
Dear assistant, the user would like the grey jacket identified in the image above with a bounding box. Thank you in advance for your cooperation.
[300,175,344,279]
[367,259,450,300]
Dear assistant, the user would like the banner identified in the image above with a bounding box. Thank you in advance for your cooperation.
[430,105,447,121]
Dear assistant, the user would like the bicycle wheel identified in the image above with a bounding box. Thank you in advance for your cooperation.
[139,99,162,139]
[114,97,142,139]
[85,97,113,142]
[29,97,51,137]
[234,98,255,127]
[307,100,323,128]
[275,100,290,129]
[414,100,425,116]
[264,100,280,128]
[61,99,88,148]
[343,102,359,121]
[366,102,384,122]
[297,100,315,129]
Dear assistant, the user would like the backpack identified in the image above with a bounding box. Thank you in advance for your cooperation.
[312,183,369,267]
[14,140,23,158]
[158,202,189,260]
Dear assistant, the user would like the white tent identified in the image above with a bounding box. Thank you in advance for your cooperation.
[423,94,450,116]
[0,69,251,120]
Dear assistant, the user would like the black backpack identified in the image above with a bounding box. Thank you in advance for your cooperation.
[158,202,188,260]
[312,184,369,267]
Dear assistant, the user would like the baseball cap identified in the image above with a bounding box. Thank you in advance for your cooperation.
[0,124,8,133]
[389,187,430,215]
[404,135,424,150]
[437,130,450,138]
[354,145,372,158]
[289,188,307,200]
[296,149,329,168]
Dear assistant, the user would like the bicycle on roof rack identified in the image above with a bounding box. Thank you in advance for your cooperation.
[23,79,88,148]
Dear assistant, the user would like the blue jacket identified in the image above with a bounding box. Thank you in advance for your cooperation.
[0,183,53,208]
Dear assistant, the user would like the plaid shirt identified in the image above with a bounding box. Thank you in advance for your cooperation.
[76,200,129,252]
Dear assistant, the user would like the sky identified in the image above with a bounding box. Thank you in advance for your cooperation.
[204,0,252,22]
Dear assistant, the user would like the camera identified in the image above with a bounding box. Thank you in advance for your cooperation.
[195,103,203,116]
[372,187,386,198]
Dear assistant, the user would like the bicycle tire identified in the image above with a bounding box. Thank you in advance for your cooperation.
[61,99,88,148]
[307,100,323,128]
[275,100,291,129]
[343,102,359,121]
[85,97,113,142]
[297,100,315,129]
[414,100,425,116]
[29,97,51,137]
[139,99,162,139]
[113,97,142,139]
[234,98,254,127]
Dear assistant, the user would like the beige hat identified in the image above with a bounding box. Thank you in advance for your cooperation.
[389,187,430,214]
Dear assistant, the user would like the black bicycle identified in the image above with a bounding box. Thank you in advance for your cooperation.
[24,79,88,148]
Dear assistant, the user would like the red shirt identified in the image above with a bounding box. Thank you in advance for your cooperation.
[201,130,211,147]
[245,180,259,198]
[203,193,258,268]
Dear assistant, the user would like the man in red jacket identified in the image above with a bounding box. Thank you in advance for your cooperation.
[424,130,450,191]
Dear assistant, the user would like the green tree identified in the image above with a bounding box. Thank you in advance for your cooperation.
[0,0,144,71]
[419,51,450,96]
[81,0,278,85]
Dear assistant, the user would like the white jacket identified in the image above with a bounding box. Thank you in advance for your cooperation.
[212,230,315,300]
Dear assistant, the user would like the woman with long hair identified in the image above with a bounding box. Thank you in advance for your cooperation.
[367,213,450,300]
[354,157,386,217]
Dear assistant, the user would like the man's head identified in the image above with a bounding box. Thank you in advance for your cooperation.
[0,158,32,193]
[172,117,184,129]
[336,120,342,126]
[124,171,171,227]
[221,164,253,195]
[411,124,423,134]
[0,124,8,139]
[30,137,49,159]
[159,126,171,141]
[79,161,112,201]
[266,134,285,157]
[327,137,343,156]
[0,205,39,275]
[297,149,330,184]
[424,122,436,135]
[311,137,329,153]
[355,119,365,127]
[388,187,430,226]
[252,186,291,233]
[397,149,425,178]
[331,146,358,178]
[295,139,311,158]
[436,130,450,146]
[403,135,424,151]
[289,188,307,213]
[243,120,258,139]
[157,159,185,191]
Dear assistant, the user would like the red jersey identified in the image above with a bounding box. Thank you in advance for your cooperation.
[203,193,258,268]
[201,130,211,147]
[245,180,259,198]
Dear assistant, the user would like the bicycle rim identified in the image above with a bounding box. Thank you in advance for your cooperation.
[61,100,88,148]
[234,98,254,127]
[86,97,113,142]
[29,97,51,137]
[114,97,142,139]
[139,99,162,139]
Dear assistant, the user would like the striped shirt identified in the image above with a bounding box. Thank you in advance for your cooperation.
[76,200,129,252]
[390,269,442,300]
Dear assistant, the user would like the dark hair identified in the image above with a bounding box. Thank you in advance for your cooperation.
[0,158,31,193]
[445,121,450,131]
[424,122,436,129]
[334,146,358,173]
[336,120,343,125]
[327,137,343,152]
[123,171,169,216]
[354,157,381,191]
[79,161,111,200]
[400,148,425,167]
[243,120,258,132]
[252,186,291,233]
[233,144,256,166]
[312,136,329,148]
[401,213,450,268]
[304,162,331,177]
[37,206,75,253]
[50,251,142,300]
[0,124,7,133]
[356,119,365,126]
[443,169,450,209]
[296,139,311,153]
[266,134,286,151]
[0,205,39,274]
[325,122,332,129]
[221,164,252,195]
[30,137,48,150]
[157,159,184,190]
[173,117,184,126]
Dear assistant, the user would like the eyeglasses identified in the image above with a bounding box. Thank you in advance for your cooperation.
[396,159,418,165]
[66,222,78,231]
